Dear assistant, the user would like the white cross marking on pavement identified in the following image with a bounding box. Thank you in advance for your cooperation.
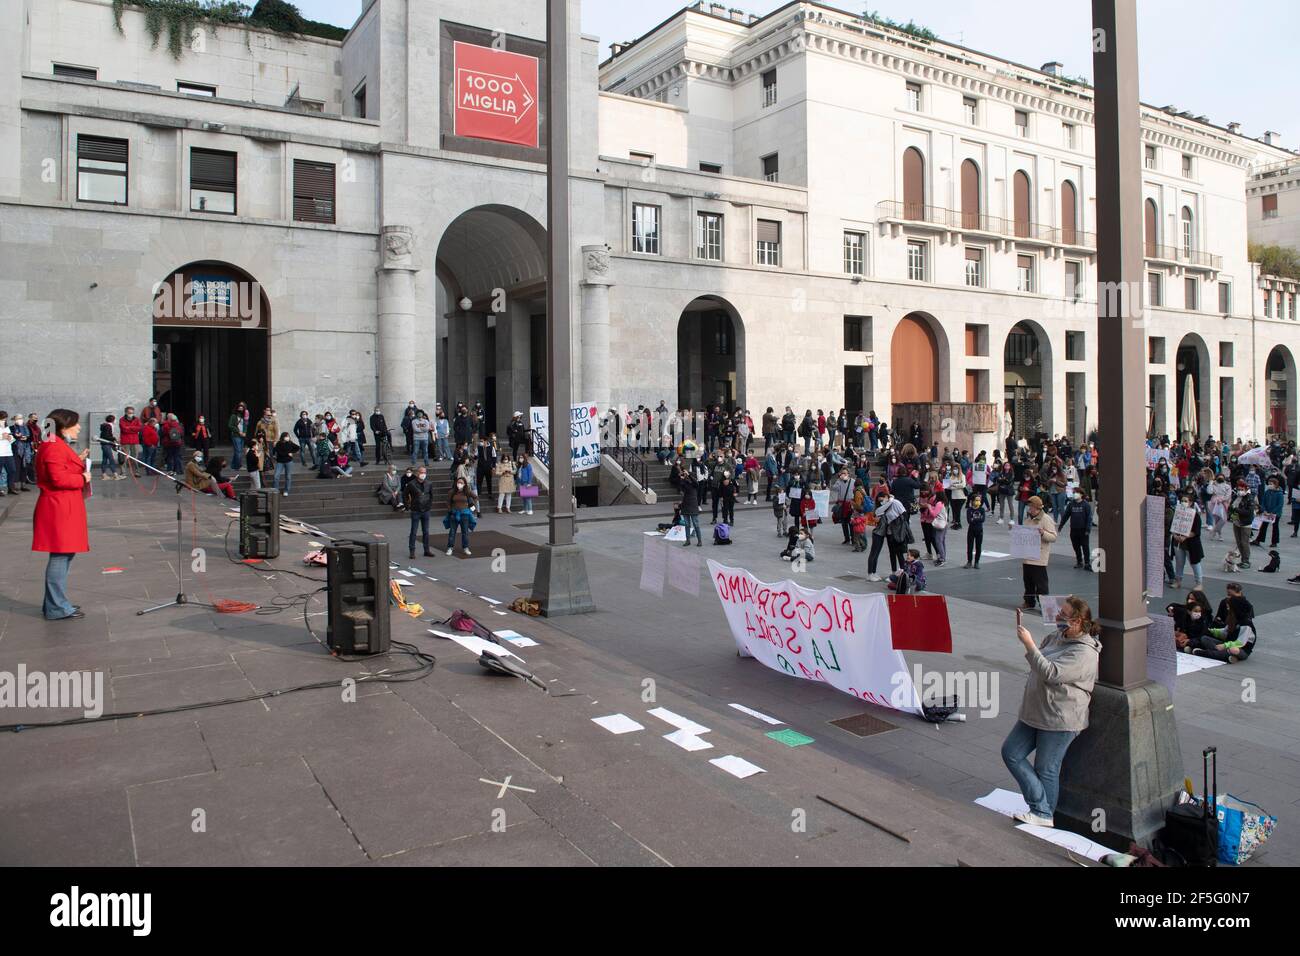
[479,775,536,798]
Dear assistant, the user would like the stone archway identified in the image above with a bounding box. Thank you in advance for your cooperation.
[891,313,940,404]
[1176,333,1211,442]
[1267,345,1297,441]
[677,295,745,413]
[1003,321,1054,440]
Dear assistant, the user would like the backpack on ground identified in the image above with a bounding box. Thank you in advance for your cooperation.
[713,522,732,544]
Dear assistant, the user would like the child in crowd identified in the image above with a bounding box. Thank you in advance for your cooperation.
[887,549,927,593]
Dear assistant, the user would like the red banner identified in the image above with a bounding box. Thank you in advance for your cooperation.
[887,594,953,653]
[453,41,540,149]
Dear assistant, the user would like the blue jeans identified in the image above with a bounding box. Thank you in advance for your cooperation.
[165,447,183,473]
[232,435,244,468]
[345,440,363,465]
[298,441,313,466]
[1174,547,1203,585]
[142,445,157,469]
[275,462,292,494]
[436,437,450,460]
[43,553,77,619]
[409,511,430,553]
[1001,720,1079,819]
[682,513,701,544]
[412,438,429,466]
[1052,492,1068,525]
[100,446,117,476]
[446,512,471,550]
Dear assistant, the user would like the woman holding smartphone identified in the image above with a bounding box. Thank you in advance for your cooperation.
[32,409,91,621]
[1000,596,1102,828]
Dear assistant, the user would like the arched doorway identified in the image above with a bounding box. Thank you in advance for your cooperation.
[903,147,925,220]
[152,261,270,444]
[891,313,940,404]
[677,295,744,412]
[1003,322,1052,440]
[1175,334,1210,442]
[960,159,980,229]
[1267,345,1297,441]
[435,205,547,435]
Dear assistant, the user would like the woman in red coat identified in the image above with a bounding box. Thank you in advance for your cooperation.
[32,409,90,621]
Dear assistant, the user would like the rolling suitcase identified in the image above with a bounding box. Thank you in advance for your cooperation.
[1159,747,1218,867]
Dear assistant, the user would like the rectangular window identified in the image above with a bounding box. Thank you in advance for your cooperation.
[1148,271,1163,307]
[844,316,863,352]
[964,246,983,287]
[54,63,98,80]
[1262,193,1279,218]
[1014,110,1029,137]
[1290,292,1297,320]
[292,159,336,224]
[1219,342,1233,367]
[1184,276,1198,311]
[761,153,779,183]
[178,81,217,97]
[76,135,128,205]
[1181,154,1193,177]
[696,212,723,261]
[1065,260,1082,301]
[353,85,367,119]
[843,231,865,275]
[964,324,982,356]
[906,81,921,111]
[699,162,722,174]
[1017,254,1034,292]
[1144,144,1157,169]
[1218,281,1231,314]
[761,69,777,108]
[632,203,661,254]
[756,219,781,266]
[907,240,926,281]
[963,96,978,125]
[1062,122,1075,149]
[1066,331,1085,361]
[190,147,236,214]
[1149,337,1166,364]
[1264,289,1272,318]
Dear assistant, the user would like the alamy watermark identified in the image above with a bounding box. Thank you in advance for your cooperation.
[0,665,104,719]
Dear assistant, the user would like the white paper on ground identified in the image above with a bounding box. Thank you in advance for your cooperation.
[980,551,1010,558]
[643,530,663,536]
[664,729,714,751]
[492,610,508,616]
[479,596,503,605]
[395,570,415,577]
[709,755,765,778]
[1016,824,1113,861]
[647,707,711,736]
[427,629,524,661]
[975,788,1031,817]
[728,703,784,725]
[493,629,540,647]
[1177,653,1227,674]
[592,714,644,735]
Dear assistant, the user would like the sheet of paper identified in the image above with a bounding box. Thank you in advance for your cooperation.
[395,570,415,577]
[647,707,710,736]
[766,729,815,747]
[493,629,539,647]
[728,703,784,725]
[979,550,1010,558]
[709,755,765,779]
[1015,824,1113,861]
[664,729,713,751]
[643,530,663,536]
[1008,525,1041,560]
[1146,614,1177,698]
[478,596,503,606]
[667,546,700,596]
[427,629,524,661]
[974,788,1030,818]
[640,535,666,596]
[1170,503,1196,537]
[592,714,644,735]
[1177,653,1227,674]
[1038,595,1068,624]
[492,610,507,616]
[1143,496,1165,599]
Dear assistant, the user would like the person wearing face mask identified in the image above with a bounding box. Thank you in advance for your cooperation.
[434,410,451,462]
[228,403,247,469]
[1172,493,1205,588]
[1001,595,1102,828]
[1065,486,1094,571]
[411,411,432,467]
[32,409,92,621]
[404,466,436,558]
[183,450,216,494]
[867,492,907,582]
[964,491,987,569]
[294,412,316,468]
[377,465,403,511]
[444,476,478,556]
[370,407,391,465]
[192,414,211,459]
[401,401,417,454]
[340,411,359,464]
[118,406,142,478]
[1020,495,1058,610]
[353,410,368,467]
[273,432,298,496]
[0,411,28,493]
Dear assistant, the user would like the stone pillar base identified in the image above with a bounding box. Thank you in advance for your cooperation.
[531,543,595,617]
[1055,681,1184,850]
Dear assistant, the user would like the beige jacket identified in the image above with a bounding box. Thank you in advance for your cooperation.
[1021,507,1058,566]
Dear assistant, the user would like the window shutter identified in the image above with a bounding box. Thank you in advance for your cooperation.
[756,219,781,244]
[78,135,127,163]
[293,160,336,223]
[1262,194,1278,214]
[965,247,982,261]
[190,149,236,189]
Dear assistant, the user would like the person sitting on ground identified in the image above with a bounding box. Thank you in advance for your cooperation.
[1194,592,1257,663]
[183,450,217,495]
[204,455,236,499]
[780,526,815,563]
[887,548,927,592]
[377,464,404,511]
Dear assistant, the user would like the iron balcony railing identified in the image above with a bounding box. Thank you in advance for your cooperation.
[875,200,1097,249]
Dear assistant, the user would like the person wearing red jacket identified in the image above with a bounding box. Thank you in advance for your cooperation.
[118,406,143,477]
[192,415,212,458]
[33,409,90,621]
[139,418,160,470]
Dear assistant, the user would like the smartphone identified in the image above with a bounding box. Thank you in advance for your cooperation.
[1015,607,1023,628]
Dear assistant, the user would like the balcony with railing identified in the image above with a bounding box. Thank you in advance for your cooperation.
[875,200,1097,250]
[1144,241,1223,271]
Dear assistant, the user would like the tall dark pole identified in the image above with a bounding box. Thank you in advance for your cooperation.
[1056,0,1181,846]
[531,0,594,615]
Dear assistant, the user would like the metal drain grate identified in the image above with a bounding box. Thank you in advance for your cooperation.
[513,583,533,590]
[828,712,898,737]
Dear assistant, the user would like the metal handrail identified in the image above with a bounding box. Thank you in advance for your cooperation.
[602,443,649,492]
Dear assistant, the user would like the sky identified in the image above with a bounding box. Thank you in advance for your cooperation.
[293,0,1295,151]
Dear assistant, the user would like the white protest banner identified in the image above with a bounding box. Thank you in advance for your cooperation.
[529,401,602,473]
[1237,447,1271,468]
[668,546,700,595]
[1170,502,1196,537]
[707,561,922,716]
[640,535,666,596]
[1144,446,1169,469]
[1009,525,1041,560]
[810,489,830,520]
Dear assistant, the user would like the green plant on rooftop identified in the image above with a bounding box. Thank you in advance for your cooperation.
[862,9,938,42]
[111,0,345,60]
[1250,242,1300,280]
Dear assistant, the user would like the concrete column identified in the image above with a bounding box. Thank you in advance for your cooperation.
[580,244,614,410]
[377,225,420,422]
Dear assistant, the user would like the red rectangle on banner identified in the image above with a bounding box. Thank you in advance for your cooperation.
[887,594,953,653]
[453,41,540,149]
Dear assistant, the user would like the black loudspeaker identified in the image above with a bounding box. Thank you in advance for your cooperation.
[325,539,390,656]
[239,490,280,559]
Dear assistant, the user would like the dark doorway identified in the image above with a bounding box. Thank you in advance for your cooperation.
[677,299,742,411]
[845,365,864,415]
[529,313,548,408]
[152,327,269,444]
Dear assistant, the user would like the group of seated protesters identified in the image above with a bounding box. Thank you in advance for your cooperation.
[1169,581,1257,663]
